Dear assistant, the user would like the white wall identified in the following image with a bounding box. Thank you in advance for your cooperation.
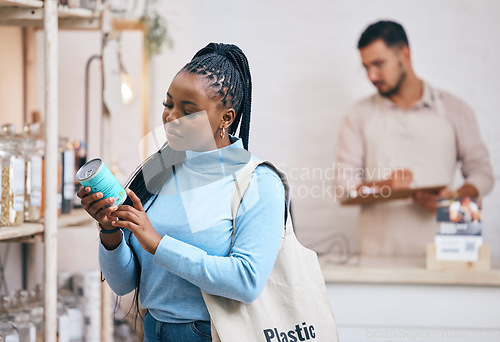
[0,27,23,127]
[150,0,500,256]
[35,30,144,182]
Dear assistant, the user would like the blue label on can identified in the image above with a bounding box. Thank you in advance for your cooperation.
[79,161,127,206]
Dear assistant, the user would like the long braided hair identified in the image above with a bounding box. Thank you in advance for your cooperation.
[182,42,252,149]
[120,42,253,324]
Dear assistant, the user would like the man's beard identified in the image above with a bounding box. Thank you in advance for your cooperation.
[379,64,407,97]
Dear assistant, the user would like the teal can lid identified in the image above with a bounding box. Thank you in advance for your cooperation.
[76,158,103,182]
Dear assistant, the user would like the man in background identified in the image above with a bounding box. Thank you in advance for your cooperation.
[335,20,494,257]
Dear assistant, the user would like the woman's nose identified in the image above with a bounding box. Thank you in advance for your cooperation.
[164,110,181,125]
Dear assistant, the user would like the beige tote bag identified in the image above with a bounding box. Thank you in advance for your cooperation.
[202,160,339,342]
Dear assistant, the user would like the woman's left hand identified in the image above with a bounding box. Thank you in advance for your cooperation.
[109,189,162,255]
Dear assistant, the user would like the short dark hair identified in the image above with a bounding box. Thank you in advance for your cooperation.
[358,20,409,50]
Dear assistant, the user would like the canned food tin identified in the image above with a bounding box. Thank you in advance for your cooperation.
[76,158,127,206]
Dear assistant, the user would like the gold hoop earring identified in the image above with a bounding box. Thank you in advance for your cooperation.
[220,127,226,139]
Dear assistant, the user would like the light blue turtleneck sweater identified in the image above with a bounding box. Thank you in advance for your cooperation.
[99,137,285,323]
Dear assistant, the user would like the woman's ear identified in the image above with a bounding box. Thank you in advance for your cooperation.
[222,108,236,128]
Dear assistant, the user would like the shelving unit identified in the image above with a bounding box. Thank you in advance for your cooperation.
[1,1,149,341]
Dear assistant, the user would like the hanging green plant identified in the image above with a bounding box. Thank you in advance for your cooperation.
[140,0,173,56]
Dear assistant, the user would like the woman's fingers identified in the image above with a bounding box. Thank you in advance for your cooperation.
[113,204,141,216]
[96,205,119,223]
[111,218,137,232]
[110,206,140,222]
[77,186,91,199]
[87,197,116,216]
[126,189,144,211]
[81,192,104,209]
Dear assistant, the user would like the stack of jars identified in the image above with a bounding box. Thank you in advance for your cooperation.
[0,284,84,342]
[0,124,43,227]
[0,124,26,227]
[0,288,40,342]
[0,122,82,227]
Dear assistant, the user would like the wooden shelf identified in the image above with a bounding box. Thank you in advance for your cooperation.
[58,6,96,19]
[0,223,44,242]
[0,0,43,8]
[0,4,99,28]
[0,209,93,243]
[0,6,147,30]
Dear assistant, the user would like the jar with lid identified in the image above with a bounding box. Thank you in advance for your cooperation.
[0,321,19,342]
[57,300,70,342]
[20,137,43,222]
[59,290,83,342]
[59,137,75,214]
[8,291,36,342]
[13,312,35,342]
[1,124,16,137]
[0,296,14,321]
[10,136,26,225]
[0,139,16,227]
[29,307,43,342]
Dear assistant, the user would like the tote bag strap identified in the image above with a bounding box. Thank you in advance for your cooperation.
[229,159,291,252]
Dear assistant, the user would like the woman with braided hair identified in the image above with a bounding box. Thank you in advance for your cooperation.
[77,43,286,341]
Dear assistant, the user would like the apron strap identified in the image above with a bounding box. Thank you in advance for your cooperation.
[430,85,447,118]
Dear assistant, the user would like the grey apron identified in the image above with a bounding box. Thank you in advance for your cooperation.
[359,86,457,257]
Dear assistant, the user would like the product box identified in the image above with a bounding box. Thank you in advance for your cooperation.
[434,197,482,261]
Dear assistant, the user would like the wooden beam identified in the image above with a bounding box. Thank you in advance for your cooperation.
[112,18,146,31]
[43,0,58,340]
[23,26,37,124]
[141,29,150,157]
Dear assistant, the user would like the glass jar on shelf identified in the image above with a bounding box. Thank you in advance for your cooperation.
[57,300,70,342]
[20,137,43,222]
[28,306,43,342]
[11,136,26,226]
[27,284,44,342]
[8,290,36,342]
[0,124,16,137]
[59,290,83,342]
[13,311,35,342]
[59,137,75,214]
[24,124,46,219]
[0,139,16,227]
[0,321,19,342]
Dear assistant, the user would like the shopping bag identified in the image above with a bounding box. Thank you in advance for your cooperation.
[202,160,339,342]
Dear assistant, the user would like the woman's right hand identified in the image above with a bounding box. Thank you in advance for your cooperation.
[77,187,118,229]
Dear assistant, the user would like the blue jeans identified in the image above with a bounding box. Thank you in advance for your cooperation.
[142,311,212,342]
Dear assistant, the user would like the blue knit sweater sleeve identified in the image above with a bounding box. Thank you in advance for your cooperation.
[99,230,138,296]
[153,165,285,303]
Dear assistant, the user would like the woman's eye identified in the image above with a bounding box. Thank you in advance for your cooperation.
[162,100,194,116]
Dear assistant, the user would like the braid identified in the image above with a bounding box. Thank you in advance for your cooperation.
[182,43,252,150]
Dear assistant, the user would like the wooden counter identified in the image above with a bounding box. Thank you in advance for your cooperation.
[319,254,500,286]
